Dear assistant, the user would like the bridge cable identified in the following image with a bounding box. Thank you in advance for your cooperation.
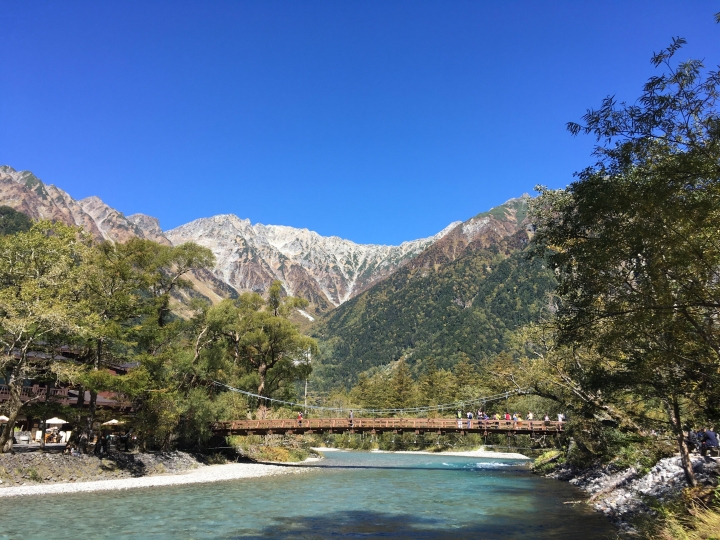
[212,381,532,416]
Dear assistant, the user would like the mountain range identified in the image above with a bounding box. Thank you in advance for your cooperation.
[0,165,532,314]
[0,165,553,385]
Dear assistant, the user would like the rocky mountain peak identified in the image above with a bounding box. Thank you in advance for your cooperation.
[0,164,533,313]
[127,213,171,245]
[165,215,461,310]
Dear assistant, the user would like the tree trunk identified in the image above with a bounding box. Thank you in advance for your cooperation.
[0,385,22,453]
[79,339,102,454]
[257,363,268,419]
[257,363,267,398]
[0,364,26,453]
[76,385,85,409]
[40,415,47,450]
[665,396,696,487]
[81,390,98,453]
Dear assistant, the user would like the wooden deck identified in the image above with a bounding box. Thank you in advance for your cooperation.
[212,417,565,436]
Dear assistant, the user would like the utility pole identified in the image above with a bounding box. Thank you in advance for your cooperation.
[304,348,311,414]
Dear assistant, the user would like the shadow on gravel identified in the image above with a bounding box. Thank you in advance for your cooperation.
[228,510,615,540]
[100,452,148,476]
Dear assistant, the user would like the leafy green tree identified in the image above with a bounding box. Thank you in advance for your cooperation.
[387,359,416,410]
[196,281,317,420]
[238,282,317,401]
[350,371,391,410]
[531,38,720,486]
[68,239,215,451]
[418,359,456,415]
[0,222,88,452]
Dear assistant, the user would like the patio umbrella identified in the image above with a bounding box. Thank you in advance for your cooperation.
[102,419,122,425]
[0,415,9,423]
[45,417,67,425]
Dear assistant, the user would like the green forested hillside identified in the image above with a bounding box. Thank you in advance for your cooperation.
[311,230,556,388]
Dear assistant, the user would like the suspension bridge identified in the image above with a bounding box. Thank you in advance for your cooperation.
[210,382,564,437]
[211,417,564,436]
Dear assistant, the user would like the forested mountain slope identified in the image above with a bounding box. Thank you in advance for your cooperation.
[311,199,556,388]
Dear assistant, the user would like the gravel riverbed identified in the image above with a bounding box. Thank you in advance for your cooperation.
[549,455,719,531]
[0,451,312,497]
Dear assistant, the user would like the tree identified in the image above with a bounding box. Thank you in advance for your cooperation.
[0,222,88,452]
[418,359,456,415]
[238,282,317,400]
[202,281,317,418]
[0,207,32,236]
[67,239,215,451]
[387,359,415,410]
[531,38,720,486]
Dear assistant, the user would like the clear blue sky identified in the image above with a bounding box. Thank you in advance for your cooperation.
[1,2,718,244]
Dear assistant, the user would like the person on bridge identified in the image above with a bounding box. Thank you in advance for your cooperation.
[457,410,463,428]
[466,411,473,429]
[527,412,534,421]
[544,414,550,421]
[297,412,303,427]
[349,410,354,428]
[504,412,511,421]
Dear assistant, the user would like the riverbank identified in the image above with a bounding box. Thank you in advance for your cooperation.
[542,454,720,533]
[0,450,313,498]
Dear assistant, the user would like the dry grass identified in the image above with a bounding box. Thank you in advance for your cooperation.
[653,505,720,540]
[644,487,720,540]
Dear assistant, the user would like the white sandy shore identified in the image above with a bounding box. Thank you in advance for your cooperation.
[0,462,312,498]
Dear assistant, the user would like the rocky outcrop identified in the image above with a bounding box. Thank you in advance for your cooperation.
[548,455,719,532]
[127,213,172,245]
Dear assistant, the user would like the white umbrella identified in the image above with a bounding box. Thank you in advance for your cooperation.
[0,415,9,423]
[102,419,122,426]
[45,417,67,425]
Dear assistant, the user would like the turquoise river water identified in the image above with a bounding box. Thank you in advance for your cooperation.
[1,451,616,539]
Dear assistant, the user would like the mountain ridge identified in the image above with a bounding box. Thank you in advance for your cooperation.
[165,213,461,310]
[309,197,555,387]
[0,165,536,315]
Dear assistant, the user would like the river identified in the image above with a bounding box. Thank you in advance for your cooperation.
[1,450,615,539]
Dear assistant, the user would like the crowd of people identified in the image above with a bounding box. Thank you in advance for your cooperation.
[456,410,565,429]
[687,427,719,457]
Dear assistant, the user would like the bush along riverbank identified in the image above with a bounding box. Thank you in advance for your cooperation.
[228,434,320,463]
[534,449,720,538]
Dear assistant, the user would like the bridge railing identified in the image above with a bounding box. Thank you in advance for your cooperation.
[213,417,565,432]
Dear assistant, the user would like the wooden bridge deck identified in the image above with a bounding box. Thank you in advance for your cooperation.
[212,417,565,436]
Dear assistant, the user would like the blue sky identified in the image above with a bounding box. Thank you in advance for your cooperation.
[1,2,718,244]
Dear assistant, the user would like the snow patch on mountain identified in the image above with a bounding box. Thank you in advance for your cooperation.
[297,309,315,322]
